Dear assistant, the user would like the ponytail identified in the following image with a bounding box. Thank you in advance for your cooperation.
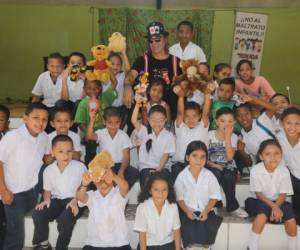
[146,125,152,153]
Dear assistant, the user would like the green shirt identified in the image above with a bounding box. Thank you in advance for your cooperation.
[74,86,117,138]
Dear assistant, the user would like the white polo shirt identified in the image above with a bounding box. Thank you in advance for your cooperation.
[44,160,86,199]
[95,128,132,164]
[135,125,175,170]
[250,161,293,200]
[134,198,181,246]
[169,42,207,62]
[47,130,81,154]
[241,113,275,157]
[172,121,209,163]
[0,125,48,194]
[79,187,129,247]
[277,131,300,180]
[66,77,84,103]
[175,166,222,212]
[32,71,63,107]
[102,72,125,107]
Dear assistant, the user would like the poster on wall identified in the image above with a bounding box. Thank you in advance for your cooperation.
[231,12,268,76]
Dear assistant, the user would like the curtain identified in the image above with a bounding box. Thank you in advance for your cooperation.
[98,8,215,64]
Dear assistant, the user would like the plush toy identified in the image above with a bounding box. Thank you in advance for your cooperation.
[134,71,149,107]
[173,59,214,96]
[108,32,126,53]
[86,45,111,83]
[88,151,114,183]
[69,65,87,81]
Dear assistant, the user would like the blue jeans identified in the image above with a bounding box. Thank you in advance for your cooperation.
[3,188,38,250]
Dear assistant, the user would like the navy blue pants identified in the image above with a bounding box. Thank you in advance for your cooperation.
[171,162,187,183]
[113,163,139,189]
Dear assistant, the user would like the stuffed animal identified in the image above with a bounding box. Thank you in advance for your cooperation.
[88,151,114,183]
[69,65,87,81]
[173,59,214,96]
[108,32,126,53]
[134,71,149,107]
[86,45,111,83]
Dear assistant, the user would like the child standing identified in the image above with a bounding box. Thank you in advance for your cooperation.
[134,172,181,250]
[245,139,297,250]
[0,102,49,250]
[32,135,86,250]
[207,107,248,218]
[175,141,223,249]
[86,106,139,189]
[131,104,175,188]
[77,168,131,250]
[75,78,117,164]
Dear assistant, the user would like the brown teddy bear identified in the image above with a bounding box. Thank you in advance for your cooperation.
[173,59,214,96]
[88,151,114,183]
[108,32,126,53]
[86,45,111,83]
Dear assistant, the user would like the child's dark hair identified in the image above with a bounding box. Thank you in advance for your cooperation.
[177,20,194,32]
[84,79,102,89]
[258,139,282,156]
[219,77,235,90]
[138,171,176,204]
[147,77,165,99]
[25,102,48,115]
[50,105,72,122]
[47,52,64,64]
[104,106,122,120]
[236,59,252,73]
[185,101,202,114]
[270,93,290,104]
[68,51,86,65]
[185,140,208,164]
[280,107,300,121]
[52,134,74,148]
[234,103,252,117]
[0,104,10,120]
[146,105,167,153]
[216,107,234,119]
[199,62,210,72]
[108,52,123,65]
[214,63,231,74]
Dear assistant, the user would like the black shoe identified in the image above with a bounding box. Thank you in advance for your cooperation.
[33,243,52,250]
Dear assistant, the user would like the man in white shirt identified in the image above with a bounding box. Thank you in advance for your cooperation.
[169,20,207,63]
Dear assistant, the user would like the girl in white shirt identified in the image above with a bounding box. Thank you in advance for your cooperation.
[245,139,297,250]
[175,141,223,250]
[131,103,175,188]
[134,172,181,250]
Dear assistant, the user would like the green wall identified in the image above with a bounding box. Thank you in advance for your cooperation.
[0,5,300,103]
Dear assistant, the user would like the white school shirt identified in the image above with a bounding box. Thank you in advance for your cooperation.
[134,198,181,246]
[44,160,86,199]
[175,166,222,212]
[32,71,63,107]
[46,130,81,154]
[172,121,209,163]
[102,72,125,107]
[169,42,207,62]
[66,77,84,103]
[187,90,205,106]
[0,125,48,194]
[277,131,300,180]
[250,161,293,200]
[135,125,175,170]
[241,112,275,157]
[79,187,129,247]
[95,128,132,163]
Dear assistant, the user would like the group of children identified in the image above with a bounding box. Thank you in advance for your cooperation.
[0,20,299,250]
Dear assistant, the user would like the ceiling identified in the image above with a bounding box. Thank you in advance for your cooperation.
[0,0,300,8]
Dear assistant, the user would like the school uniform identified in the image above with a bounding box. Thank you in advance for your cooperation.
[245,161,294,221]
[0,125,48,250]
[79,187,131,249]
[175,166,222,247]
[66,77,84,103]
[169,42,207,62]
[171,121,209,181]
[95,129,139,188]
[32,160,86,249]
[133,125,175,187]
[47,130,81,154]
[134,198,181,250]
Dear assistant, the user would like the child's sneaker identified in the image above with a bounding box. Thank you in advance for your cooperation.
[33,243,52,250]
[231,207,248,218]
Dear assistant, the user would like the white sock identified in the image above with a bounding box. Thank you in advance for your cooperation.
[248,231,260,250]
[287,236,298,250]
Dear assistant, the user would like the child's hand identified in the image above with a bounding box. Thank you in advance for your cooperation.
[66,199,79,217]
[103,169,114,184]
[271,206,283,222]
[200,210,208,221]
[35,199,50,210]
[238,94,253,103]
[185,207,195,220]
[62,66,71,79]
[82,172,92,187]
[89,109,96,122]
[1,188,14,205]
[224,125,234,138]
[206,83,215,94]
[237,140,246,152]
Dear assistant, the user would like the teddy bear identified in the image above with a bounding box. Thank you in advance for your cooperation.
[88,151,114,183]
[173,59,214,96]
[86,45,111,83]
[69,65,88,81]
[108,32,126,53]
[134,71,149,107]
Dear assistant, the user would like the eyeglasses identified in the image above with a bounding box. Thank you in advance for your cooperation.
[149,39,161,44]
